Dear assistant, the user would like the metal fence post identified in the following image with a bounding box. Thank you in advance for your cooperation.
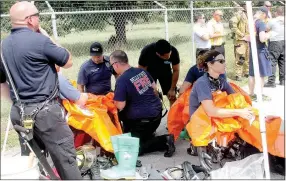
[164,9,169,41]
[45,1,58,41]
[154,1,169,41]
[190,0,195,65]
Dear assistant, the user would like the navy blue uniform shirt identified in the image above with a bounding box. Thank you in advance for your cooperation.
[189,73,234,117]
[185,65,226,84]
[77,56,113,95]
[114,67,162,120]
[0,27,69,103]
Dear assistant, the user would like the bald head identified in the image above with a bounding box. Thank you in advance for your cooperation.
[10,1,39,28]
[213,10,223,22]
[214,10,223,16]
[264,1,272,10]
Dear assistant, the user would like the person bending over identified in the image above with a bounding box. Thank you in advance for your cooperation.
[111,50,176,157]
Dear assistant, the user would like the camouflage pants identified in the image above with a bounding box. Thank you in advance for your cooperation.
[234,41,250,78]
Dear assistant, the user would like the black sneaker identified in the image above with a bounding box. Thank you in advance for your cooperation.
[264,82,276,88]
[164,134,176,157]
[280,81,285,86]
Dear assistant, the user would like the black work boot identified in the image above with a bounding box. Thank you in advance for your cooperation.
[187,143,198,156]
[264,82,276,88]
[164,134,175,157]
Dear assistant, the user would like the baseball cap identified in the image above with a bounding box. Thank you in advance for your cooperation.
[259,6,269,17]
[90,42,103,56]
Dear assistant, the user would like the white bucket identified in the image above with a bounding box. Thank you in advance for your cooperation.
[1,156,40,179]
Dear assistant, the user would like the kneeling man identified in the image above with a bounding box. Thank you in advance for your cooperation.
[110,50,175,157]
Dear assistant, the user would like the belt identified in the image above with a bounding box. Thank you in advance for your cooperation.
[18,98,59,106]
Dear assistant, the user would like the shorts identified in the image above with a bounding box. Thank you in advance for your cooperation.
[150,71,172,95]
[249,48,272,77]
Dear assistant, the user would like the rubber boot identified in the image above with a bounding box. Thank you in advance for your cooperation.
[100,136,139,179]
[111,133,131,161]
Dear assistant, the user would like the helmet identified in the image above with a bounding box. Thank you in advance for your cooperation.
[76,145,97,173]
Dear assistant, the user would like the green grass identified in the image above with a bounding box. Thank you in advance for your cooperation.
[1,21,248,151]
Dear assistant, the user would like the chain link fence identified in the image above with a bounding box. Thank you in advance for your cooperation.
[0,1,283,156]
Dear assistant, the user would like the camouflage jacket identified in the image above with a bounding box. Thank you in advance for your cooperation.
[229,10,249,42]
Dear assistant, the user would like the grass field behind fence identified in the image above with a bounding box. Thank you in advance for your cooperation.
[1,21,248,153]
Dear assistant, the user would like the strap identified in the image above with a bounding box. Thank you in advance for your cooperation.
[1,39,59,119]
[1,41,22,103]
[1,40,25,120]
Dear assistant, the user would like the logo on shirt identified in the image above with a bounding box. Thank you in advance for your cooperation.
[91,68,100,73]
[130,71,152,95]
[164,61,171,64]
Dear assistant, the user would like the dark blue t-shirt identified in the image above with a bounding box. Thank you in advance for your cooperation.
[1,28,69,103]
[189,73,235,117]
[185,65,226,84]
[255,19,267,50]
[114,67,162,120]
[77,56,112,95]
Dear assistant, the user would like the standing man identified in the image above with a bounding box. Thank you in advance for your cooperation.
[111,50,175,157]
[264,1,272,19]
[264,6,285,87]
[207,10,225,56]
[229,2,250,81]
[77,42,116,95]
[138,39,180,106]
[248,7,272,101]
[0,1,81,179]
[193,14,211,57]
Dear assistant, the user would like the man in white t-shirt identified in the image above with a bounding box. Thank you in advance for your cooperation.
[193,13,211,58]
[265,6,285,87]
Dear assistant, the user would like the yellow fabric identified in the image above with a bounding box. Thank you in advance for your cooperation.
[186,91,284,158]
[63,92,123,152]
[168,82,284,158]
[207,18,224,46]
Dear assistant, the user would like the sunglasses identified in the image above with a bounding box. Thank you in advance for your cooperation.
[111,61,118,67]
[215,59,225,64]
[25,12,39,19]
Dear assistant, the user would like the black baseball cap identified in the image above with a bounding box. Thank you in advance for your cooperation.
[90,42,103,56]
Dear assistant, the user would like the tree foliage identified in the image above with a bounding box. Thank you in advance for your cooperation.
[1,1,283,44]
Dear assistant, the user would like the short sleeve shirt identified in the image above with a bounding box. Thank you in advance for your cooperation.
[193,23,212,49]
[58,74,80,101]
[207,18,224,46]
[114,67,162,120]
[1,27,69,103]
[189,73,234,117]
[255,19,267,49]
[184,65,226,84]
[138,43,180,78]
[77,56,112,95]
[267,16,285,42]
